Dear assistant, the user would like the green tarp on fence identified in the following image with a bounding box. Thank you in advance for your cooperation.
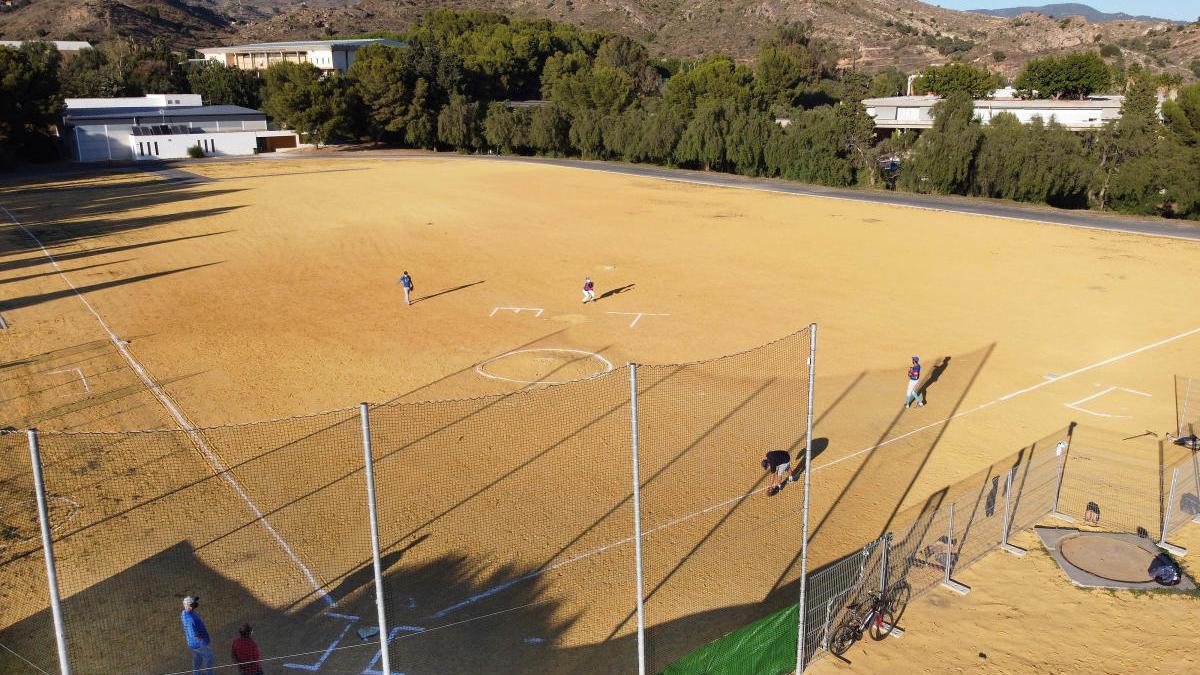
[661,603,797,675]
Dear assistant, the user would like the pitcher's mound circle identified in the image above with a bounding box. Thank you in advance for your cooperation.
[475,348,614,385]
[1059,533,1156,583]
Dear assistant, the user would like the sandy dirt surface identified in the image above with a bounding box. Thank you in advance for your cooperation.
[2,157,1199,674]
[809,526,1200,675]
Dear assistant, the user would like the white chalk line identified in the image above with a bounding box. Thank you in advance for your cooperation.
[1,204,334,608]
[45,367,90,393]
[474,348,614,385]
[433,324,1200,618]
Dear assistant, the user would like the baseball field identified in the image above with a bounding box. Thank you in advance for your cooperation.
[1,155,1198,674]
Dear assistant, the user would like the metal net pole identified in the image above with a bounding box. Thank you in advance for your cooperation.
[359,403,391,675]
[1158,466,1179,548]
[28,429,72,675]
[630,363,647,675]
[796,323,817,673]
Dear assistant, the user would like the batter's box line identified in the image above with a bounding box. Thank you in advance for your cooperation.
[489,306,544,318]
[44,367,91,393]
[606,311,669,328]
[361,626,425,675]
[1064,386,1152,419]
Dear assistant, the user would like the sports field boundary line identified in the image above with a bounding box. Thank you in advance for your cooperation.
[0,203,335,608]
[430,324,1200,618]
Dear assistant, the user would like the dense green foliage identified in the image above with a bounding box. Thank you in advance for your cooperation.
[0,42,62,166]
[0,12,1196,221]
[912,63,998,98]
[1014,52,1112,100]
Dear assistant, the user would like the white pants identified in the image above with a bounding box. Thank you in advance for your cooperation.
[905,379,921,404]
[582,289,595,303]
[402,286,411,305]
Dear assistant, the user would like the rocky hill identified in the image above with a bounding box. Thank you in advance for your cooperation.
[2,0,1197,81]
[968,4,1180,23]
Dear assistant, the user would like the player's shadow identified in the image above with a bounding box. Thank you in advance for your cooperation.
[412,280,486,304]
[916,355,951,405]
[598,284,635,300]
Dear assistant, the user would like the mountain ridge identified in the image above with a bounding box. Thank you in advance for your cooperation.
[967,3,1181,24]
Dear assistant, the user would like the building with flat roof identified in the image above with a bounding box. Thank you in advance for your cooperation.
[63,95,297,162]
[863,95,1124,131]
[198,38,405,74]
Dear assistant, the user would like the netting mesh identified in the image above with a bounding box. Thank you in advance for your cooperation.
[0,430,55,674]
[1163,449,1200,538]
[1176,375,1200,439]
[636,327,812,672]
[366,370,635,674]
[1056,425,1163,538]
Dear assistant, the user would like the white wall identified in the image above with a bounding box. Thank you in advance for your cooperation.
[66,94,202,109]
[306,47,336,70]
[129,130,297,160]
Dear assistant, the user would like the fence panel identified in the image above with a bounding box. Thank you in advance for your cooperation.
[1164,449,1200,537]
[637,327,813,673]
[1056,425,1163,538]
[800,536,885,667]
[0,430,56,674]
[33,408,381,675]
[367,369,637,674]
[1176,375,1200,439]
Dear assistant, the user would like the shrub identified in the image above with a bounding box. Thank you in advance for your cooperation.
[992,50,1007,62]
[186,144,204,158]
[1100,44,1120,58]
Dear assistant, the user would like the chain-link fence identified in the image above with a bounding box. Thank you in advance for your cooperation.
[1176,375,1200,439]
[9,329,1200,675]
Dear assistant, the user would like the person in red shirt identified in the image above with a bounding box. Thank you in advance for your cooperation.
[231,624,263,675]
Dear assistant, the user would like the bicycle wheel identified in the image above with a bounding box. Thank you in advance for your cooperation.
[829,623,857,656]
[868,607,897,641]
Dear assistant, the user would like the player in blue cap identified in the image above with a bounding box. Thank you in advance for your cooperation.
[905,356,924,408]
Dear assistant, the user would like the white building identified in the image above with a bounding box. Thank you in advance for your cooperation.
[862,95,1125,131]
[198,38,405,74]
[62,95,297,162]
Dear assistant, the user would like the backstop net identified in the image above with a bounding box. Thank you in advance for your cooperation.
[635,326,813,673]
[1177,375,1200,440]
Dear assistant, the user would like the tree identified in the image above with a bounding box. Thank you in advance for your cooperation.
[483,101,529,154]
[262,62,354,146]
[186,62,261,108]
[664,55,753,115]
[0,42,63,165]
[1088,75,1162,212]
[674,100,734,170]
[527,104,570,155]
[911,63,995,98]
[437,94,483,150]
[900,92,981,194]
[764,107,855,186]
[973,114,1089,207]
[568,107,605,158]
[1014,52,1111,100]
[867,68,907,98]
[726,110,776,176]
[835,102,880,187]
[1162,83,1200,146]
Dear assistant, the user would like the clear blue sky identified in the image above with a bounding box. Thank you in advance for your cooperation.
[933,1,1196,21]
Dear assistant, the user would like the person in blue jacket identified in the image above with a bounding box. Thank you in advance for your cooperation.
[905,356,924,408]
[181,596,214,675]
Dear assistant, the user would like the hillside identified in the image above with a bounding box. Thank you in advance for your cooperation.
[1,0,1197,81]
[968,4,1179,23]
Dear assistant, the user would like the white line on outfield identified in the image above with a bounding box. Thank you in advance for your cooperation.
[0,204,335,608]
[817,325,1200,471]
[431,324,1200,618]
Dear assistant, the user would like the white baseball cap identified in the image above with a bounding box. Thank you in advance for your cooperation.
[183,596,199,608]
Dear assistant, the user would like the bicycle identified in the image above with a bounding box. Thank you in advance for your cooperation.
[828,588,898,656]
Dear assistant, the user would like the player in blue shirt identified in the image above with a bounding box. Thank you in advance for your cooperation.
[905,356,924,408]
[181,596,214,675]
[397,271,414,305]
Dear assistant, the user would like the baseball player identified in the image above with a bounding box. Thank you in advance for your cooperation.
[905,356,924,408]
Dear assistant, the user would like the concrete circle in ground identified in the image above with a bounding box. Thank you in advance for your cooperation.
[1059,533,1156,583]
[475,348,614,385]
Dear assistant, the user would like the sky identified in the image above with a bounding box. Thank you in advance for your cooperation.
[933,1,1196,22]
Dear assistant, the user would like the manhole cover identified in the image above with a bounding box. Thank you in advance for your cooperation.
[1059,533,1156,583]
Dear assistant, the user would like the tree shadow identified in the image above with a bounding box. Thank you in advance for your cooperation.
[0,231,233,274]
[0,262,225,314]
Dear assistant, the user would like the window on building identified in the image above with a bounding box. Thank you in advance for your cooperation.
[153,142,159,155]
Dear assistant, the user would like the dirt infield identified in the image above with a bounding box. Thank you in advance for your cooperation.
[2,157,1199,674]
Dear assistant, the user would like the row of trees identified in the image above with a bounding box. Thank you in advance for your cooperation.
[1,10,1197,220]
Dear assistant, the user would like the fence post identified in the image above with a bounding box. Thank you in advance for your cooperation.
[1050,439,1075,522]
[940,502,970,595]
[796,323,817,673]
[28,429,72,675]
[1001,467,1027,556]
[1158,466,1188,556]
[359,404,391,675]
[629,364,647,675]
